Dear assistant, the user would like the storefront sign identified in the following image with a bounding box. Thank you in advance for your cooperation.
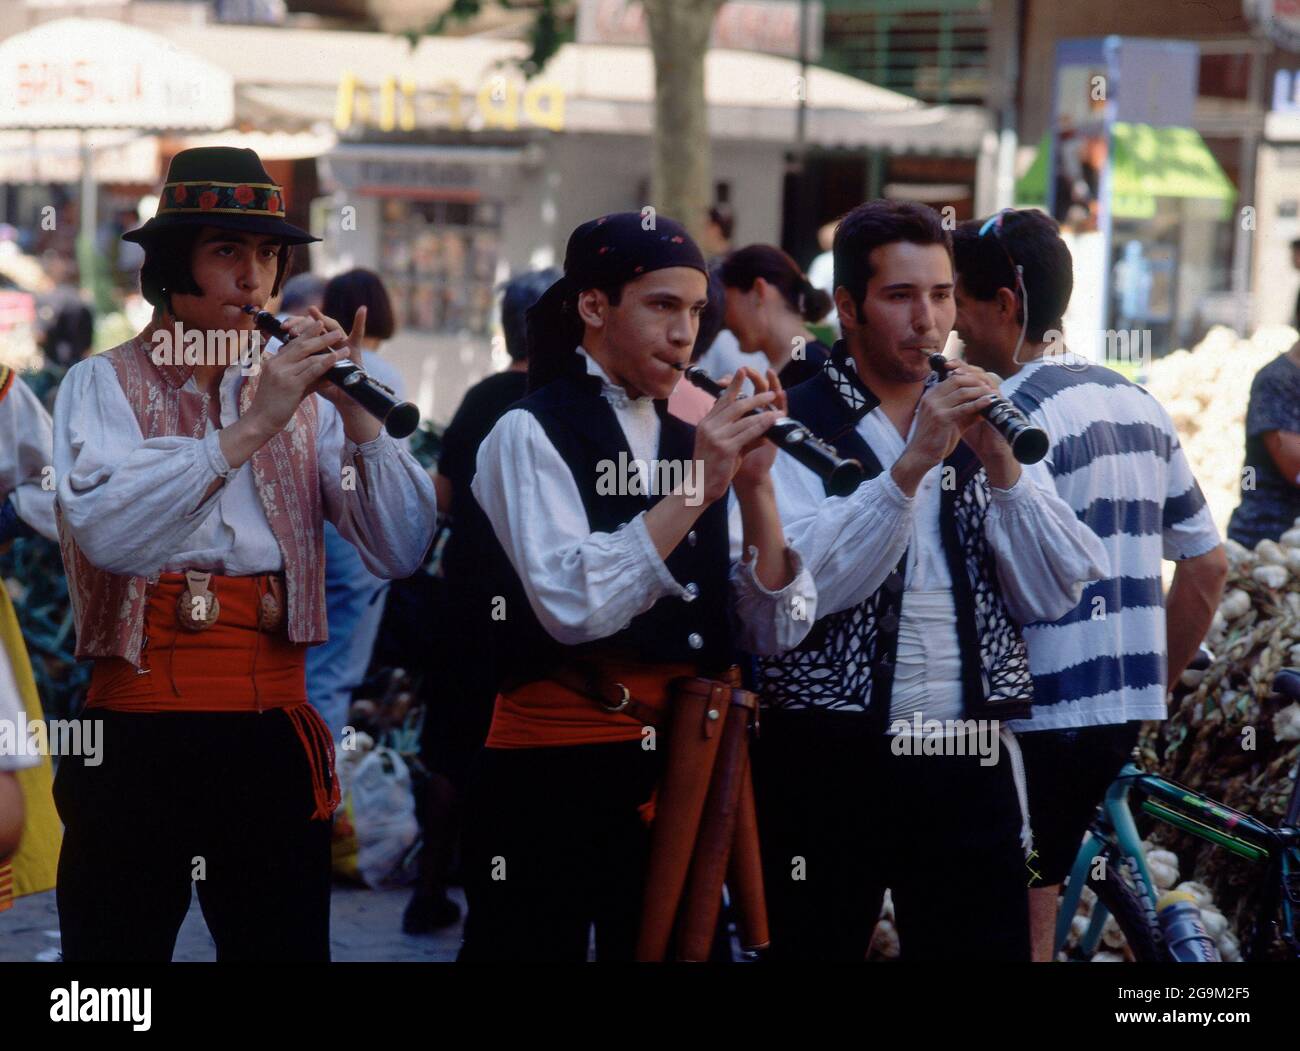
[0,19,234,130]
[334,73,565,134]
[1274,68,1300,111]
[577,0,823,61]
[1246,0,1300,53]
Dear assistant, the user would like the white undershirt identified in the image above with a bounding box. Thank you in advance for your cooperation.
[757,363,1111,721]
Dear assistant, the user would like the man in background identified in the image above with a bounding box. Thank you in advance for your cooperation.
[952,208,1227,961]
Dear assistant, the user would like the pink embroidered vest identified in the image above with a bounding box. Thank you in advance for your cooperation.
[58,323,329,666]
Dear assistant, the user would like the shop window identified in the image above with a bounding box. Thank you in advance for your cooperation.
[378,198,502,336]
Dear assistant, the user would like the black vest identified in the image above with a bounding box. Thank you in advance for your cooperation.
[484,370,734,686]
[754,350,1033,728]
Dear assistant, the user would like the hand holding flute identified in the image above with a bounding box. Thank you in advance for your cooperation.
[891,356,1043,497]
[676,363,865,497]
[689,365,786,507]
[929,353,1047,465]
[243,305,420,439]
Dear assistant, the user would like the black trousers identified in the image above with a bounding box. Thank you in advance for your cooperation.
[53,709,332,962]
[752,708,1031,962]
[458,740,662,962]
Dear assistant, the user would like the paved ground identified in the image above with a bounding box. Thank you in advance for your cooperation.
[0,882,466,962]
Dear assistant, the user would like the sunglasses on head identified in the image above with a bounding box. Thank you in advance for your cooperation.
[977,208,1030,363]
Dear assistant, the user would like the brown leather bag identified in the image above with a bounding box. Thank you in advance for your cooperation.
[543,660,769,962]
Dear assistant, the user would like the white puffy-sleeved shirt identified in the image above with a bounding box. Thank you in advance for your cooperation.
[0,375,58,542]
[472,348,818,658]
[51,353,436,581]
[759,357,1110,723]
[0,644,37,772]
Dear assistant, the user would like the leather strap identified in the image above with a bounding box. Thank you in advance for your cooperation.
[543,662,755,730]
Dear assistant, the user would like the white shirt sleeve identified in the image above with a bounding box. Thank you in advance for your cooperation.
[0,645,39,773]
[473,407,710,646]
[767,450,916,618]
[52,356,231,576]
[985,459,1111,625]
[729,544,818,656]
[317,400,437,579]
[0,377,58,542]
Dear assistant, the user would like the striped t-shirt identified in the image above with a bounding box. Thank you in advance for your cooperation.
[1000,359,1221,731]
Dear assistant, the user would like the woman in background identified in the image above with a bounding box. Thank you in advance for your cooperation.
[719,244,833,388]
[306,269,411,741]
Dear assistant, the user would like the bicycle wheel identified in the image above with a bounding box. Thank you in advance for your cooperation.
[1086,845,1168,962]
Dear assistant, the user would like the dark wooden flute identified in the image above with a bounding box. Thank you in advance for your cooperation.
[674,363,864,497]
[243,306,420,439]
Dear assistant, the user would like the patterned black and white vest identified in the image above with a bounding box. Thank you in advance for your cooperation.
[755,345,1033,730]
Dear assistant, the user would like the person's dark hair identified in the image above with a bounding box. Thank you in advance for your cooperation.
[279,271,327,314]
[1291,237,1300,252]
[139,226,291,314]
[952,209,1073,343]
[693,264,727,363]
[707,205,734,243]
[322,268,395,341]
[832,200,951,316]
[719,244,831,324]
[526,279,626,392]
[500,267,561,362]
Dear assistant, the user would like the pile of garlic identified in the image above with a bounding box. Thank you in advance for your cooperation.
[1065,843,1240,962]
[1152,526,1300,957]
[1143,324,1297,542]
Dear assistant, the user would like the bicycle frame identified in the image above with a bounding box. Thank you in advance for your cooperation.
[1055,761,1300,959]
[1056,765,1159,958]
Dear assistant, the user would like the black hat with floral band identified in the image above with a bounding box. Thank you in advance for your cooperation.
[123,146,319,246]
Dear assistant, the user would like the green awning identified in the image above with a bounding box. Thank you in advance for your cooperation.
[1014,123,1236,220]
[1014,131,1050,206]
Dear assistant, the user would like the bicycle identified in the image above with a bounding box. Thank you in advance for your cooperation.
[1054,662,1300,962]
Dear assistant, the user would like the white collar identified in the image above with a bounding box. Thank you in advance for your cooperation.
[577,346,653,410]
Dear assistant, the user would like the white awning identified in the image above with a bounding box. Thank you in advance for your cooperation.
[150,23,985,154]
[0,19,235,131]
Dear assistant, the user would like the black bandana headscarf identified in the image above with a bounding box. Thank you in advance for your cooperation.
[525,212,707,391]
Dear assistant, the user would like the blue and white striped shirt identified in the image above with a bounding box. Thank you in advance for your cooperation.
[1001,359,1221,731]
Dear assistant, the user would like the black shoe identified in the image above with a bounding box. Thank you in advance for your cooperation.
[402,892,461,935]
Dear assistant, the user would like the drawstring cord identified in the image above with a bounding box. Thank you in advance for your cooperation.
[1000,726,1034,859]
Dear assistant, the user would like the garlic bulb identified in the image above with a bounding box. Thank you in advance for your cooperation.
[1220,589,1252,620]
[1253,564,1289,589]
[1273,702,1300,742]
[1224,539,1253,566]
[1200,908,1228,940]
[1147,858,1178,891]
[1174,881,1213,908]
[1101,914,1127,949]
[1256,540,1288,566]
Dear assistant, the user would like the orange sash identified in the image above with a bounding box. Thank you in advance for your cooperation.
[485,661,699,749]
[85,573,338,820]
